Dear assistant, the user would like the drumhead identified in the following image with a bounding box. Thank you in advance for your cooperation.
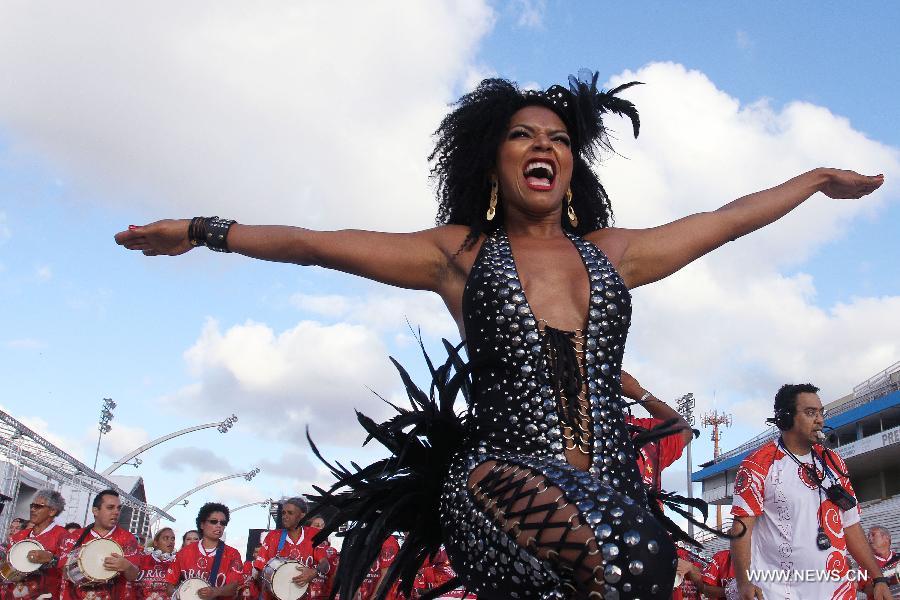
[9,540,43,572]
[176,577,210,600]
[78,538,123,581]
[271,561,307,600]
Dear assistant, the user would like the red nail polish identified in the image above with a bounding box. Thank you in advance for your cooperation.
[129,225,138,230]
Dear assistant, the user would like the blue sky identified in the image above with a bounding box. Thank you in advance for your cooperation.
[1,1,899,553]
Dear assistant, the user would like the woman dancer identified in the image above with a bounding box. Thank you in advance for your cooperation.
[115,72,883,600]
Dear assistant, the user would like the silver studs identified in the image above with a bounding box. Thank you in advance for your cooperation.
[603,564,622,584]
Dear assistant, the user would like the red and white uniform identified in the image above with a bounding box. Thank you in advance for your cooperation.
[252,528,332,600]
[857,549,898,599]
[1,522,69,600]
[164,541,243,589]
[134,552,175,600]
[701,549,735,591]
[239,561,260,600]
[59,526,141,600]
[420,548,474,599]
[672,547,701,600]
[731,441,861,600]
[356,536,399,600]
[626,416,686,490]
[307,542,338,600]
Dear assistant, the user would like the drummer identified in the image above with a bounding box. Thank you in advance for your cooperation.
[859,526,898,600]
[135,528,177,600]
[164,503,243,599]
[251,498,329,600]
[3,489,70,600]
[59,489,141,600]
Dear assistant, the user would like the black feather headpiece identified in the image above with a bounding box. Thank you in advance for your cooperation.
[521,69,642,160]
[432,69,643,244]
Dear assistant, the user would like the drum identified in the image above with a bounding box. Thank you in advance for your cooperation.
[0,540,44,582]
[261,557,308,600]
[64,538,123,585]
[173,578,210,600]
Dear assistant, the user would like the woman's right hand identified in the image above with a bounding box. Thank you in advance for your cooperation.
[114,219,193,256]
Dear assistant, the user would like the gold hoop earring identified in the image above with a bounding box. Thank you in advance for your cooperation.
[486,177,498,221]
[566,188,578,227]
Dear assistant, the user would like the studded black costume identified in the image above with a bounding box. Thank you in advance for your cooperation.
[438,229,676,600]
[309,228,679,600]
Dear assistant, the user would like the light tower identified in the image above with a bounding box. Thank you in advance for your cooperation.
[675,393,696,538]
[702,409,733,530]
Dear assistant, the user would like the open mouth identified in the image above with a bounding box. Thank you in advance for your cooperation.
[523,159,555,191]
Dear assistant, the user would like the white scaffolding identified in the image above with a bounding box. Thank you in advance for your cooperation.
[0,409,174,540]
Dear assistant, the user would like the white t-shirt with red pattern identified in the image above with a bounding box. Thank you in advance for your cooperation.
[731,440,861,600]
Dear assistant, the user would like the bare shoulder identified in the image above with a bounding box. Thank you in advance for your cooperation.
[584,227,635,269]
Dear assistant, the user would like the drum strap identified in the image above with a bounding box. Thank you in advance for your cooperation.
[276,529,289,554]
[72,525,95,549]
[207,542,225,587]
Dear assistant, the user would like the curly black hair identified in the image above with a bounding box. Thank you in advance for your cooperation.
[430,70,641,249]
[196,502,230,532]
[772,383,820,430]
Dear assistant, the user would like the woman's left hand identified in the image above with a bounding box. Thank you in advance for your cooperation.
[819,169,884,199]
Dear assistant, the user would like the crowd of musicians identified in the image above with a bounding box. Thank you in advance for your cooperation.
[0,489,472,600]
[1,381,898,599]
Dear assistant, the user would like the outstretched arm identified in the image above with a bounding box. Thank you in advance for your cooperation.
[601,168,884,289]
[115,220,471,293]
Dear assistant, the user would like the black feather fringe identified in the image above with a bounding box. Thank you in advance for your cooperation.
[305,337,471,600]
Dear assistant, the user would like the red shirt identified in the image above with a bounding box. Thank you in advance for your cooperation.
[2,523,70,600]
[238,562,260,600]
[59,526,141,600]
[626,416,686,489]
[251,528,332,600]
[134,552,175,600]
[701,549,734,589]
[672,547,701,600]
[356,536,399,600]
[857,550,898,599]
[307,542,338,600]
[164,541,243,588]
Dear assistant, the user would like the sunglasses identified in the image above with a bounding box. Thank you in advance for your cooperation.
[206,519,228,527]
[29,503,48,511]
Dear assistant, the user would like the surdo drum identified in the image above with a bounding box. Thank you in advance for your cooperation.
[172,577,211,600]
[64,538,123,585]
[262,557,309,600]
[0,540,44,582]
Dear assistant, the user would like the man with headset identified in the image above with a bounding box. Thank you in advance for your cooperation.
[730,384,891,600]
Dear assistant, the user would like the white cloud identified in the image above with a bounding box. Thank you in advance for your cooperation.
[512,0,546,28]
[736,30,754,51]
[0,405,87,460]
[35,265,52,281]
[596,62,900,437]
[290,287,458,338]
[5,338,46,349]
[0,1,494,232]
[98,422,152,461]
[167,318,398,445]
